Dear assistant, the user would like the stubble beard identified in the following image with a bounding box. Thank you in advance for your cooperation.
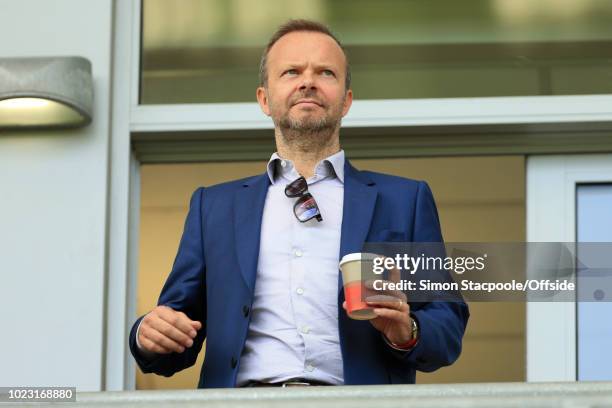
[273,95,344,152]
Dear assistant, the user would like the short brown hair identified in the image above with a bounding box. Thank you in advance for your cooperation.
[258,19,351,91]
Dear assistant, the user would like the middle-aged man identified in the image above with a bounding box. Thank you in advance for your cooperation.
[130,19,469,388]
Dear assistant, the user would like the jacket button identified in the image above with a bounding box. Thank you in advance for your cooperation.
[242,305,250,317]
[231,357,237,369]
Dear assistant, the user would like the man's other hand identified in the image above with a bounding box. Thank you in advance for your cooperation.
[138,305,202,354]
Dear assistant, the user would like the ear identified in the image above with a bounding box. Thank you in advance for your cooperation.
[341,89,353,117]
[256,87,271,116]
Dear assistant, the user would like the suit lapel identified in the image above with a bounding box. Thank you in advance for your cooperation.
[233,162,377,296]
[234,173,270,293]
[338,161,378,293]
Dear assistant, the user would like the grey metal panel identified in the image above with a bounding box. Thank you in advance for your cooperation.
[132,123,612,164]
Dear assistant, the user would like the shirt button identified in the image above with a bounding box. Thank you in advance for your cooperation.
[281,160,287,167]
[294,249,303,257]
[305,364,315,372]
[296,288,304,295]
[300,326,310,334]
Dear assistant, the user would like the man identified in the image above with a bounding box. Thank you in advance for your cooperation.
[129,19,469,388]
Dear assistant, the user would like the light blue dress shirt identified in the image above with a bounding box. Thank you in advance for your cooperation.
[235,150,346,386]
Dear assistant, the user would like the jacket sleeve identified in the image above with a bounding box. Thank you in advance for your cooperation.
[128,187,208,377]
[385,181,470,372]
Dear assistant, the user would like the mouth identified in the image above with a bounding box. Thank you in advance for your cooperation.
[293,99,323,108]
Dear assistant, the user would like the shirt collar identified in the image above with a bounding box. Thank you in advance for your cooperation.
[266,149,345,185]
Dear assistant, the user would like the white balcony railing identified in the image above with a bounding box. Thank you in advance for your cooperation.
[52,381,612,408]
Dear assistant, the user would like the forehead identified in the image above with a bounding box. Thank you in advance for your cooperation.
[267,31,347,69]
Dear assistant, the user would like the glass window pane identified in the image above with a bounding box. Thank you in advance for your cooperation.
[141,0,612,104]
[577,184,612,381]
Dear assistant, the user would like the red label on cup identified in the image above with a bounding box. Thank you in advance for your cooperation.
[345,280,370,314]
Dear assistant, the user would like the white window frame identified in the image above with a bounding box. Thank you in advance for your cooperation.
[130,96,612,132]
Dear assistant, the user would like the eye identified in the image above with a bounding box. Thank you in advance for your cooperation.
[283,69,298,76]
[321,69,335,77]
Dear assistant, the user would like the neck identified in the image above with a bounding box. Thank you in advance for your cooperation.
[275,128,341,179]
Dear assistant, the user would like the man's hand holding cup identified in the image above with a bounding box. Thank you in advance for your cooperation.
[340,253,415,348]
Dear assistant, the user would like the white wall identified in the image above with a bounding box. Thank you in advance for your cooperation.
[0,0,113,391]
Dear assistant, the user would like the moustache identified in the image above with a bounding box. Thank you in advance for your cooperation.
[289,93,325,108]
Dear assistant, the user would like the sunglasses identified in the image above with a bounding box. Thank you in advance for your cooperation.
[284,176,323,223]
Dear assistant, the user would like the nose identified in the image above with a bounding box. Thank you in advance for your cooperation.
[299,70,316,91]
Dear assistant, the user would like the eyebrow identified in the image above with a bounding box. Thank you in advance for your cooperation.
[278,63,338,72]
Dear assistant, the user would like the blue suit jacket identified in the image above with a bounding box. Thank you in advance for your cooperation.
[129,160,469,388]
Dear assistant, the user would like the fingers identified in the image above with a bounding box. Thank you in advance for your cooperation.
[363,279,408,303]
[367,299,409,312]
[369,300,411,324]
[388,263,401,284]
[139,321,186,353]
[157,307,199,338]
[156,308,197,340]
[139,334,172,354]
[371,307,408,322]
[157,318,194,348]
[139,306,202,354]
